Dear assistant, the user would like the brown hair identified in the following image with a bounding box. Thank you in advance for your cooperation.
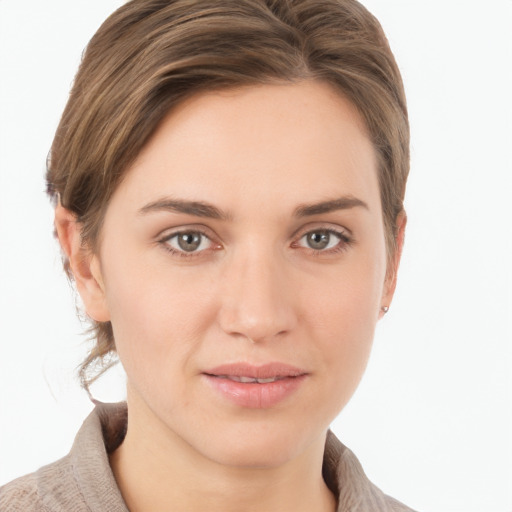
[47,0,409,391]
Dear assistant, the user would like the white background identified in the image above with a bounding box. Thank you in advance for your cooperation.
[0,1,511,511]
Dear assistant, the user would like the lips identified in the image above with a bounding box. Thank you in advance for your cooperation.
[203,363,308,409]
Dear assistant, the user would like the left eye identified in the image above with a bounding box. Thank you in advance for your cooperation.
[298,230,344,251]
[164,231,212,253]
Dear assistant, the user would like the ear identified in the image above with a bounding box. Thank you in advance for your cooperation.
[54,203,111,322]
[380,210,407,317]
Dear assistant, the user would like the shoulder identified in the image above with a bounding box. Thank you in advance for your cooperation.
[0,454,79,512]
[0,403,129,512]
[324,431,418,512]
[0,472,41,512]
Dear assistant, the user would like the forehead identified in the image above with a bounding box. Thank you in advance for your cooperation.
[111,80,379,216]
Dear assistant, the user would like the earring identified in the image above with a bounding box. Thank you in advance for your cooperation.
[381,306,389,314]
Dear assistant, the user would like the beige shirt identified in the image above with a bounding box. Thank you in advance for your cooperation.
[0,402,416,511]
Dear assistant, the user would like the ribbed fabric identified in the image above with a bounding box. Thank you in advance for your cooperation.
[0,402,416,512]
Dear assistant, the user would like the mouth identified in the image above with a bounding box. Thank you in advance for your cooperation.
[202,363,308,409]
[211,375,289,384]
[205,362,306,378]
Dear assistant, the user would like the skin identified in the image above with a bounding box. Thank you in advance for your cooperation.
[56,80,405,512]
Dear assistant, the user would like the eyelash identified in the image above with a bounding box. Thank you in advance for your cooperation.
[158,227,353,259]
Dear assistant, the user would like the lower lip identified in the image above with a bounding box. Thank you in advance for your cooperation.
[203,374,307,409]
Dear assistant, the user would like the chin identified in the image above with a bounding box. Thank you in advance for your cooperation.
[190,419,326,469]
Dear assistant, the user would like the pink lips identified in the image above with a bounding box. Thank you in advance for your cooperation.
[203,363,308,409]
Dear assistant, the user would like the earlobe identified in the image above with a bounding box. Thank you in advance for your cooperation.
[380,211,407,317]
[54,204,110,322]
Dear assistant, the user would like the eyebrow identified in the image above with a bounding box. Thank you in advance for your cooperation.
[138,195,368,220]
[293,196,369,217]
[138,198,231,221]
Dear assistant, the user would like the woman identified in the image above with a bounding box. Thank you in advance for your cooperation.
[0,0,414,510]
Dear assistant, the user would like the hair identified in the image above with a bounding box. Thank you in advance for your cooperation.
[47,0,409,391]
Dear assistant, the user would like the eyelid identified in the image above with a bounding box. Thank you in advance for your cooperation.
[291,222,353,240]
[155,222,216,240]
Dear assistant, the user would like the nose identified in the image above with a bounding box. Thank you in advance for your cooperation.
[217,246,298,344]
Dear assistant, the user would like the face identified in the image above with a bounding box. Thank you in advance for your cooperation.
[82,81,399,468]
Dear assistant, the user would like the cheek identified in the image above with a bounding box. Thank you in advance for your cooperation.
[100,248,217,382]
[313,288,376,368]
[310,247,385,329]
[305,253,385,392]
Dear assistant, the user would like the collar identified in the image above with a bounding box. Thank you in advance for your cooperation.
[71,402,414,512]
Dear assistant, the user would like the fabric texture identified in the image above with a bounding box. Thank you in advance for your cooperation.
[0,402,416,511]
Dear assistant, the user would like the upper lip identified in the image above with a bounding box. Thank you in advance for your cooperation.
[204,363,308,379]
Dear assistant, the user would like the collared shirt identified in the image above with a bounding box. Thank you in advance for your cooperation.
[0,402,416,511]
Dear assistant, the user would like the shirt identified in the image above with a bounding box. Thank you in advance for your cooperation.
[0,402,416,511]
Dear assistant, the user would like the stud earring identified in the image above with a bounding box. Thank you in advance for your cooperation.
[381,306,389,314]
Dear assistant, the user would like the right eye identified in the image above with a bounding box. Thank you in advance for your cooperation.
[161,230,216,256]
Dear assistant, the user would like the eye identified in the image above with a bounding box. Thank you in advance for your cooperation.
[161,230,214,255]
[295,228,351,253]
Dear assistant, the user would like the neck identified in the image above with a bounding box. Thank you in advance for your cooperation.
[109,395,336,512]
